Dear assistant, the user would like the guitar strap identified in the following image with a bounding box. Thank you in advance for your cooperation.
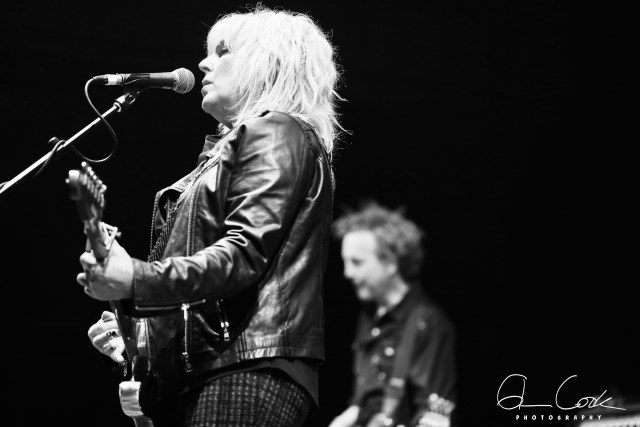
[147,199,178,263]
[133,198,176,362]
[381,303,428,423]
[147,150,220,264]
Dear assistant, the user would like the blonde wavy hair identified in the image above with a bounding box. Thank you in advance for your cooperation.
[207,6,344,154]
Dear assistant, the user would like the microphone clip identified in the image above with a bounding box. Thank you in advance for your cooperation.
[114,88,144,112]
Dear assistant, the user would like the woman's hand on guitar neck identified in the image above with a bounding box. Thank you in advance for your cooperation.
[77,239,134,301]
[88,311,126,363]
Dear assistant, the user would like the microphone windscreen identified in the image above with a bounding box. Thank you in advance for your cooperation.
[173,68,196,94]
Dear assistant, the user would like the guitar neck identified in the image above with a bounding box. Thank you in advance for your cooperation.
[68,164,154,427]
[84,218,109,261]
[83,220,140,361]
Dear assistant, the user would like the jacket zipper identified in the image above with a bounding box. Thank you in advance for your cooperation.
[217,299,231,342]
[181,303,194,372]
[135,298,207,373]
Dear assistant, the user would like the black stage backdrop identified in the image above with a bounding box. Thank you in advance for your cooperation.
[1,1,634,426]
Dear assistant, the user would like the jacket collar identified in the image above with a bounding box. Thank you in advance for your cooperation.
[197,135,221,165]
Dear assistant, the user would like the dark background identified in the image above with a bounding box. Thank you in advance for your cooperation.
[1,1,634,426]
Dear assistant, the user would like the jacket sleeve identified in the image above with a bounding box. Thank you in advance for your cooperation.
[130,113,314,311]
[409,311,457,416]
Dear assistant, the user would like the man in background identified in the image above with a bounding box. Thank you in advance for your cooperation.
[329,201,457,427]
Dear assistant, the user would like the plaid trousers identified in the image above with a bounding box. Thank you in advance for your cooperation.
[183,369,312,427]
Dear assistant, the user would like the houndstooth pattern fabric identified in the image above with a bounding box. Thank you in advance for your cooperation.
[185,369,312,427]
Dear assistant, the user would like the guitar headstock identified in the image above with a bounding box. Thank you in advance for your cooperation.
[66,162,106,222]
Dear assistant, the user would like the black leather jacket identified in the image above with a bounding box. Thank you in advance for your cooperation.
[120,111,333,395]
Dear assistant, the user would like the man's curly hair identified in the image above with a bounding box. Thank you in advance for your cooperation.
[331,200,426,282]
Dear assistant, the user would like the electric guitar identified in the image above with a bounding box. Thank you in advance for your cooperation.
[67,162,154,427]
[366,393,454,427]
[414,394,455,427]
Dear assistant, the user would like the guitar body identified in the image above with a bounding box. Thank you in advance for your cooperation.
[67,162,154,427]
[120,380,155,427]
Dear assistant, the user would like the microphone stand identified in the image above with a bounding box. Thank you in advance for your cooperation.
[0,89,142,198]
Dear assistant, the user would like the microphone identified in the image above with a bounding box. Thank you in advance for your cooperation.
[92,68,195,94]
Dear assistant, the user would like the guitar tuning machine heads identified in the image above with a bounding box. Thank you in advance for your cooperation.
[81,161,96,177]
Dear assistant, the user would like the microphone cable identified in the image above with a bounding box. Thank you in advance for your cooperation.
[75,78,119,164]
[30,78,120,180]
